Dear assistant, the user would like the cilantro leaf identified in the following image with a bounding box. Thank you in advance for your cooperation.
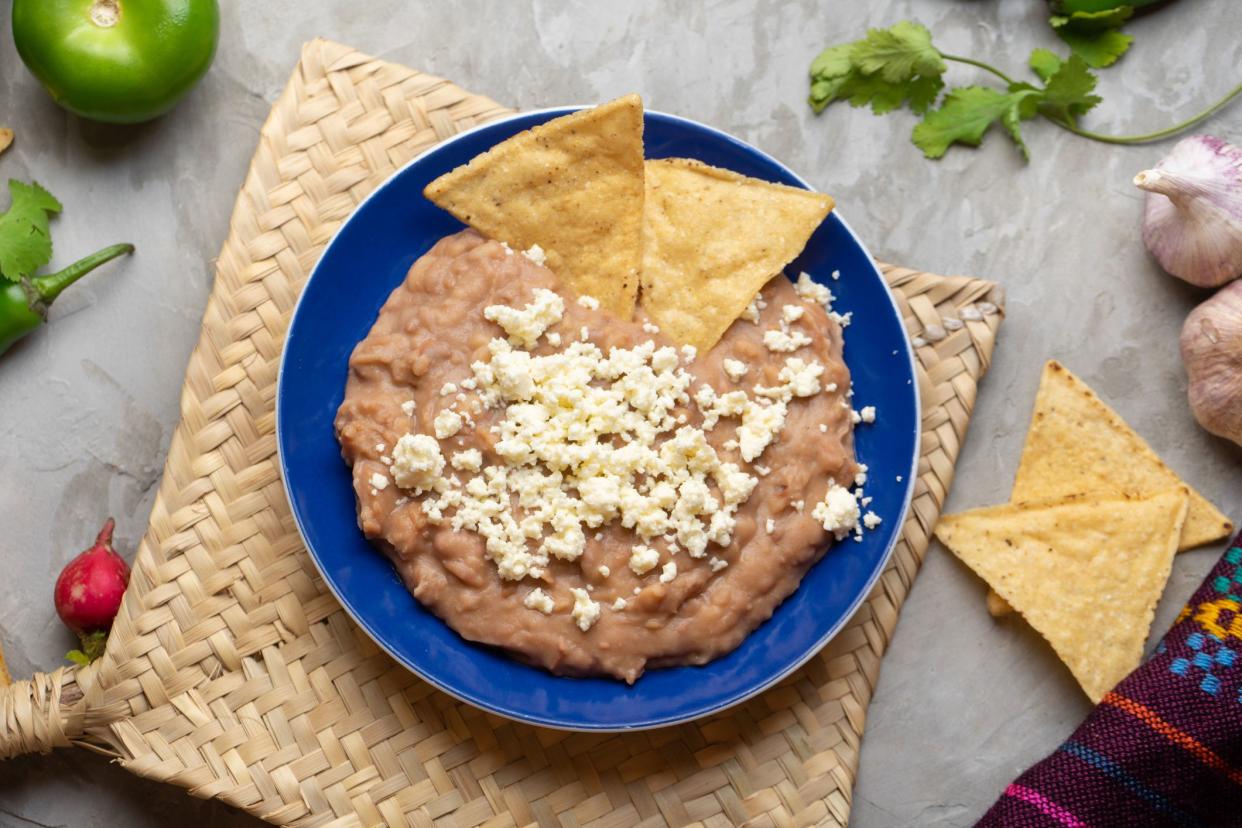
[912,86,1039,160]
[809,44,856,113]
[0,180,63,281]
[1056,28,1133,68]
[842,71,943,115]
[809,22,946,116]
[1039,54,1103,124]
[851,21,945,83]
[1051,14,1134,68]
[1051,7,1134,34]
[1029,48,1063,83]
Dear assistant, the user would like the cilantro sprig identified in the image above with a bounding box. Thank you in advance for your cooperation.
[0,180,63,282]
[808,21,1242,161]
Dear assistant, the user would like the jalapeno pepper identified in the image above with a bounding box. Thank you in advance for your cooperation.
[0,243,133,355]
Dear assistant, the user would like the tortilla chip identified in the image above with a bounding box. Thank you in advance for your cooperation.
[986,361,1232,616]
[1013,361,1231,550]
[937,488,1189,702]
[639,158,833,353]
[424,95,645,318]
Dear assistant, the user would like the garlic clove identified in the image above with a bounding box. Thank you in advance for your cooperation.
[1135,135,1242,288]
[1181,278,1242,447]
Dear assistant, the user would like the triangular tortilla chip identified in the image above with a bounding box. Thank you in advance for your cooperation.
[424,95,645,318]
[639,158,833,353]
[1012,361,1231,550]
[937,488,1189,702]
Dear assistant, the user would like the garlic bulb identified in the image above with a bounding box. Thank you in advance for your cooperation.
[1134,135,1242,288]
[1181,279,1242,447]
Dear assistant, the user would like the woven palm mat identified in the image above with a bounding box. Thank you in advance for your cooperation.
[0,39,1004,827]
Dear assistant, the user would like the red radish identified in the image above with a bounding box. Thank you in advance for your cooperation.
[54,519,130,663]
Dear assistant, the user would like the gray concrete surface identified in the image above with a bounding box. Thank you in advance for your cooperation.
[1,1,1239,825]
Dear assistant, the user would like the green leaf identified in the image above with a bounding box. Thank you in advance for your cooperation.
[912,86,1039,160]
[1039,53,1103,123]
[1000,105,1030,162]
[808,21,947,116]
[810,43,853,80]
[840,71,944,115]
[809,44,857,113]
[1007,82,1044,120]
[65,649,92,666]
[1029,48,1063,83]
[1054,25,1134,68]
[1051,6,1134,33]
[0,180,63,282]
[66,630,109,666]
[851,21,945,83]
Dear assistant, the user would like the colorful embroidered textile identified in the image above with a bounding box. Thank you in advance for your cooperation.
[977,536,1242,827]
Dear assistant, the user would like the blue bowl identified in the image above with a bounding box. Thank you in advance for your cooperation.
[277,108,920,731]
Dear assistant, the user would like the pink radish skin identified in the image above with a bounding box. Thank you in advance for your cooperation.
[54,518,130,636]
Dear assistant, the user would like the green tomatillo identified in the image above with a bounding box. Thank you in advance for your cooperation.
[12,0,220,124]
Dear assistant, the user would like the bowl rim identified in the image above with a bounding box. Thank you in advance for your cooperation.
[276,105,921,731]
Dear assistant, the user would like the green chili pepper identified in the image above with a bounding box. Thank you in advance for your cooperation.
[0,243,133,355]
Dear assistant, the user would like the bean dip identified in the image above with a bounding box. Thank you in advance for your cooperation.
[336,230,860,681]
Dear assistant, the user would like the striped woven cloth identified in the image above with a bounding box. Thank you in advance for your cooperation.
[977,534,1242,828]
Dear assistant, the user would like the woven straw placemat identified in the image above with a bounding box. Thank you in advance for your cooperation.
[0,40,1003,827]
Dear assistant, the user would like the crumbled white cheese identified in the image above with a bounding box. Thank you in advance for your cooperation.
[484,288,564,348]
[813,484,861,539]
[855,463,869,486]
[765,518,775,534]
[570,587,601,631]
[597,565,611,578]
[450,449,483,472]
[577,294,600,310]
[740,292,768,322]
[370,472,389,491]
[390,434,445,492]
[831,269,840,280]
[523,244,547,266]
[850,409,862,424]
[794,272,834,306]
[629,544,660,575]
[375,442,386,453]
[642,322,661,334]
[793,499,805,513]
[819,423,828,433]
[831,310,853,328]
[709,556,728,572]
[722,359,748,382]
[460,378,477,391]
[860,405,876,423]
[440,382,457,396]
[401,400,416,416]
[523,587,554,614]
[737,399,787,462]
[580,325,589,341]
[659,561,678,584]
[756,357,824,402]
[612,597,628,610]
[782,304,805,324]
[433,409,464,439]
[763,328,812,353]
[547,332,562,346]
[680,344,697,363]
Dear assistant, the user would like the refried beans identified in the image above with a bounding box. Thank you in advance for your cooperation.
[335,230,859,682]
